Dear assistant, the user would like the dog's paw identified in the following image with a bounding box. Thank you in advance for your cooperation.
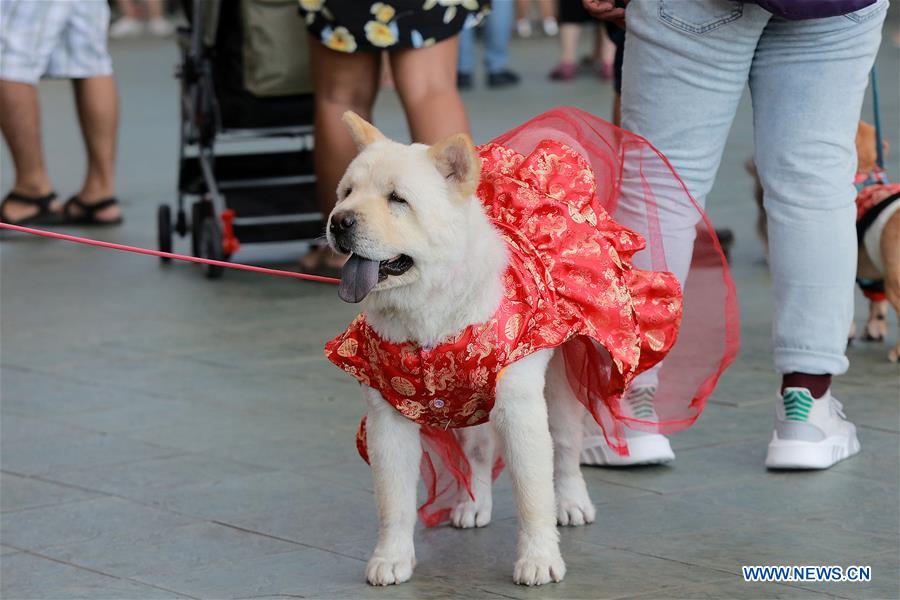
[513,553,566,586]
[889,346,899,363]
[366,553,415,586]
[450,497,492,528]
[556,478,595,527]
[557,497,596,527]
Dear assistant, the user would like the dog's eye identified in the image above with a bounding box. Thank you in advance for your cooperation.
[388,192,407,205]
[343,187,352,199]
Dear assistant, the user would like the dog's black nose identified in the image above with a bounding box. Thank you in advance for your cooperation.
[330,211,356,235]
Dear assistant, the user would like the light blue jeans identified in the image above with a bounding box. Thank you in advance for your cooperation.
[458,0,514,74]
[621,0,887,376]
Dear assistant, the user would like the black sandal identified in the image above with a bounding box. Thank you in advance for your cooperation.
[63,196,123,226]
[0,191,62,226]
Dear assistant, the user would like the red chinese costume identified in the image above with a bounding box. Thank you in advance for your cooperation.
[326,108,738,526]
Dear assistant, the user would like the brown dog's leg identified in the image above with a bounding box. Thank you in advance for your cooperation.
[880,212,900,362]
[863,300,889,342]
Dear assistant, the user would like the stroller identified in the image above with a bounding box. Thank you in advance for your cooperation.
[158,0,322,278]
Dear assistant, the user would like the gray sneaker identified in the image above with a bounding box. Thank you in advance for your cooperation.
[765,387,860,470]
[580,386,675,467]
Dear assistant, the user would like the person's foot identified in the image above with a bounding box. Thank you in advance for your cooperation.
[516,18,533,38]
[63,194,123,225]
[549,62,577,81]
[109,16,143,39]
[0,188,62,225]
[147,17,175,37]
[487,69,520,89]
[542,17,559,37]
[598,61,614,80]
[765,388,860,470]
[457,72,473,90]
[580,386,675,466]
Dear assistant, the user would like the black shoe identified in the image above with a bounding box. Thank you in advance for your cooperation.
[487,69,520,88]
[457,72,473,90]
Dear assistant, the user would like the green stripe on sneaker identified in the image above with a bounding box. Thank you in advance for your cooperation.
[782,389,814,422]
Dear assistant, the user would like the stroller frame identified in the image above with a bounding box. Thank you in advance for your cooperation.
[158,0,323,278]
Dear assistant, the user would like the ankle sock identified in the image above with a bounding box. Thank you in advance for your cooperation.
[781,373,831,399]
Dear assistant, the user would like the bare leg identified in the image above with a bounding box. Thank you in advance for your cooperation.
[451,423,495,528]
[559,23,580,65]
[307,40,380,269]
[70,76,121,222]
[390,37,470,143]
[114,0,139,18]
[493,349,565,586]
[597,24,615,65]
[364,388,421,586]
[309,40,380,216]
[0,80,58,220]
[538,0,555,20]
[516,0,530,20]
[881,214,900,362]
[545,352,595,526]
[145,0,164,19]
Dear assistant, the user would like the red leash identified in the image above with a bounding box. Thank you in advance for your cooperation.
[0,222,340,285]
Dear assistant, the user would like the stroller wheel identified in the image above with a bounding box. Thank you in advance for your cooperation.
[157,204,173,263]
[199,216,225,279]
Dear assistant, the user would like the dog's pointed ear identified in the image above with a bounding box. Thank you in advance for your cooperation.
[342,111,386,150]
[428,133,481,199]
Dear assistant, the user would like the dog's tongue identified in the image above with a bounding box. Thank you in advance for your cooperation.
[339,254,380,303]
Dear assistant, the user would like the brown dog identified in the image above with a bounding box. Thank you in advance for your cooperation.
[747,122,900,361]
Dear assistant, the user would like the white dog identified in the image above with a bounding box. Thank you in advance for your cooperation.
[324,112,684,586]
[325,113,595,587]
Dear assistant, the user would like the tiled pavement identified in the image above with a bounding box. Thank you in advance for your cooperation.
[1,20,899,600]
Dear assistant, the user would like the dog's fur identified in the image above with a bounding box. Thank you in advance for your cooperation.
[747,122,900,360]
[326,113,597,586]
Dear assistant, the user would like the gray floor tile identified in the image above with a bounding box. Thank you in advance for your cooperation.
[47,453,270,500]
[607,519,894,577]
[668,470,898,525]
[1,552,189,599]
[0,496,193,552]
[788,548,900,600]
[42,521,301,581]
[131,547,365,599]
[1,472,102,513]
[0,366,127,417]
[625,575,839,599]
[0,414,84,445]
[582,439,767,494]
[668,401,774,451]
[315,576,507,600]
[1,427,175,476]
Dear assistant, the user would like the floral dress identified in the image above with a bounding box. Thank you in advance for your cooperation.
[298,0,489,53]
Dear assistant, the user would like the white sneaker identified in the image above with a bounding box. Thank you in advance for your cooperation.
[580,386,675,466]
[516,19,533,38]
[147,17,175,37]
[109,16,143,39]
[765,388,860,470]
[542,17,559,37]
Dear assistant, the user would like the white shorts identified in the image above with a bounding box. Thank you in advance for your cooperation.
[0,0,113,84]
